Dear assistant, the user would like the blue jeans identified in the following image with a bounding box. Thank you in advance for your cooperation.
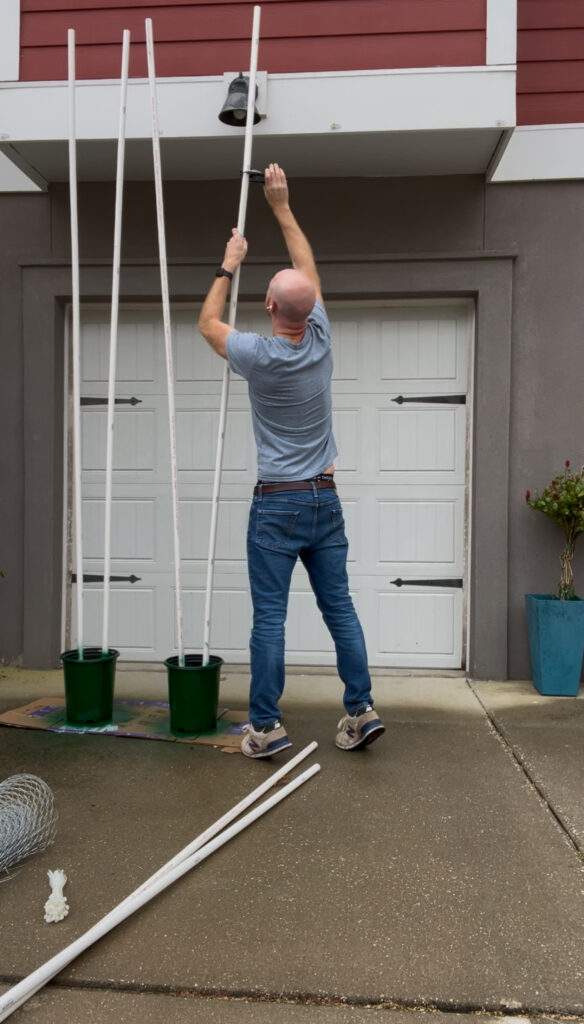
[246,484,373,727]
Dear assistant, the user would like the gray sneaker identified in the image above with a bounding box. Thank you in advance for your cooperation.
[241,721,292,759]
[335,706,385,750]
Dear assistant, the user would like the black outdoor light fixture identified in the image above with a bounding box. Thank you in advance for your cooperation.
[218,73,261,126]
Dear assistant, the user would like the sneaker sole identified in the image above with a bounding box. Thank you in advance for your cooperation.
[336,721,385,751]
[241,736,292,759]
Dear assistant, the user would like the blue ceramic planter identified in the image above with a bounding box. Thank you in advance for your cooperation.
[525,594,584,696]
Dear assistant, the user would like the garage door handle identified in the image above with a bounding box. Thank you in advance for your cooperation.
[391,578,463,588]
[80,397,142,406]
[392,395,466,405]
[72,574,141,584]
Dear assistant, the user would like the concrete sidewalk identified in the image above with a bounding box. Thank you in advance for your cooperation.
[1,665,583,1023]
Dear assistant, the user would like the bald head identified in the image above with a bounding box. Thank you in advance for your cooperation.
[267,269,316,327]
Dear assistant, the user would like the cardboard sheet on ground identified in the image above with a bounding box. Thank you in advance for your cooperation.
[0,698,248,751]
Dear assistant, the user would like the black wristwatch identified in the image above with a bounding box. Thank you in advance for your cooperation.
[215,267,233,280]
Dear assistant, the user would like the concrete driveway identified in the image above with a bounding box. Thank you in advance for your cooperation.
[1,666,583,1022]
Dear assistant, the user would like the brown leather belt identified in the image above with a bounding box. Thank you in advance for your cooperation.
[253,478,336,496]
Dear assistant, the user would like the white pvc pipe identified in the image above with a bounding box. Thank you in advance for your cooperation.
[102,30,130,656]
[202,4,261,665]
[68,30,84,659]
[0,758,320,1021]
[145,18,185,666]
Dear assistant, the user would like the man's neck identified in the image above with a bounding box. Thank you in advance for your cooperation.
[272,319,307,344]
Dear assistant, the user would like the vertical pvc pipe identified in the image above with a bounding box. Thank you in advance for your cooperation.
[68,30,84,660]
[0,760,320,1022]
[102,30,130,656]
[145,18,185,666]
[202,4,261,665]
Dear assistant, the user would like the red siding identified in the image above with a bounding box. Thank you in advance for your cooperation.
[518,0,584,125]
[19,0,487,82]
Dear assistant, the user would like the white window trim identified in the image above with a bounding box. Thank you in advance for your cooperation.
[0,0,20,81]
[486,0,517,66]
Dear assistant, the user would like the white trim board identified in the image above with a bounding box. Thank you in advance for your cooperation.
[486,0,517,66]
[0,65,516,143]
[491,124,584,182]
[0,150,41,191]
[0,0,20,81]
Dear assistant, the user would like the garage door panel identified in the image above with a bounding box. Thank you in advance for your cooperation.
[179,587,252,654]
[81,314,165,395]
[329,318,361,381]
[378,498,462,571]
[285,587,365,657]
[176,408,251,473]
[83,498,156,562]
[174,316,221,383]
[79,586,157,655]
[380,317,460,383]
[180,498,248,564]
[333,408,361,472]
[81,317,160,385]
[82,406,159,473]
[377,589,462,664]
[377,406,465,481]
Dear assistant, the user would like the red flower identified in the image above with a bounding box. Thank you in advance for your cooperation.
[525,490,531,501]
[565,460,571,468]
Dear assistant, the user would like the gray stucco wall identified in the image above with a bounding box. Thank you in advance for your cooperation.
[485,182,584,679]
[1,174,582,677]
[0,195,52,665]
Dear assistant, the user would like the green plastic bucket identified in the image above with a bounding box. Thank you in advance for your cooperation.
[60,647,119,726]
[165,654,222,736]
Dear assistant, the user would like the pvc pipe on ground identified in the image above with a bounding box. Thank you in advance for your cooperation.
[203,4,262,665]
[68,30,84,658]
[145,17,185,666]
[102,29,130,656]
[0,755,320,1021]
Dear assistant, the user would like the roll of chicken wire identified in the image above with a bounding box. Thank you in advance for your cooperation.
[0,774,58,878]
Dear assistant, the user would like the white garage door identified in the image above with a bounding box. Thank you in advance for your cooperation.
[68,301,472,668]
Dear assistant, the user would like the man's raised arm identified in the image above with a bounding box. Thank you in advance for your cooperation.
[198,228,247,359]
[264,163,323,303]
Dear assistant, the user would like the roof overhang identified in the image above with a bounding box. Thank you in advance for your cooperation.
[0,65,516,191]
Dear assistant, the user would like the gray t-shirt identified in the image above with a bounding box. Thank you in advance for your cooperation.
[226,301,338,481]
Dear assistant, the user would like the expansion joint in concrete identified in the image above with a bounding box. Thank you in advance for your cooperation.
[3,976,584,1020]
[466,680,583,861]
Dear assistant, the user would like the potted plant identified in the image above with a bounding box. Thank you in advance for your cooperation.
[525,460,584,695]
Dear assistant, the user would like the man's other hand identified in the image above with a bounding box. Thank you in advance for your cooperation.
[223,228,248,272]
[264,163,290,210]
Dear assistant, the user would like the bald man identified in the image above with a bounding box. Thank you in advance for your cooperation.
[198,164,384,758]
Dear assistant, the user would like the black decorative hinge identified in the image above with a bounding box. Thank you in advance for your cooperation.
[392,395,466,405]
[80,397,142,406]
[391,578,463,588]
[72,574,141,584]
